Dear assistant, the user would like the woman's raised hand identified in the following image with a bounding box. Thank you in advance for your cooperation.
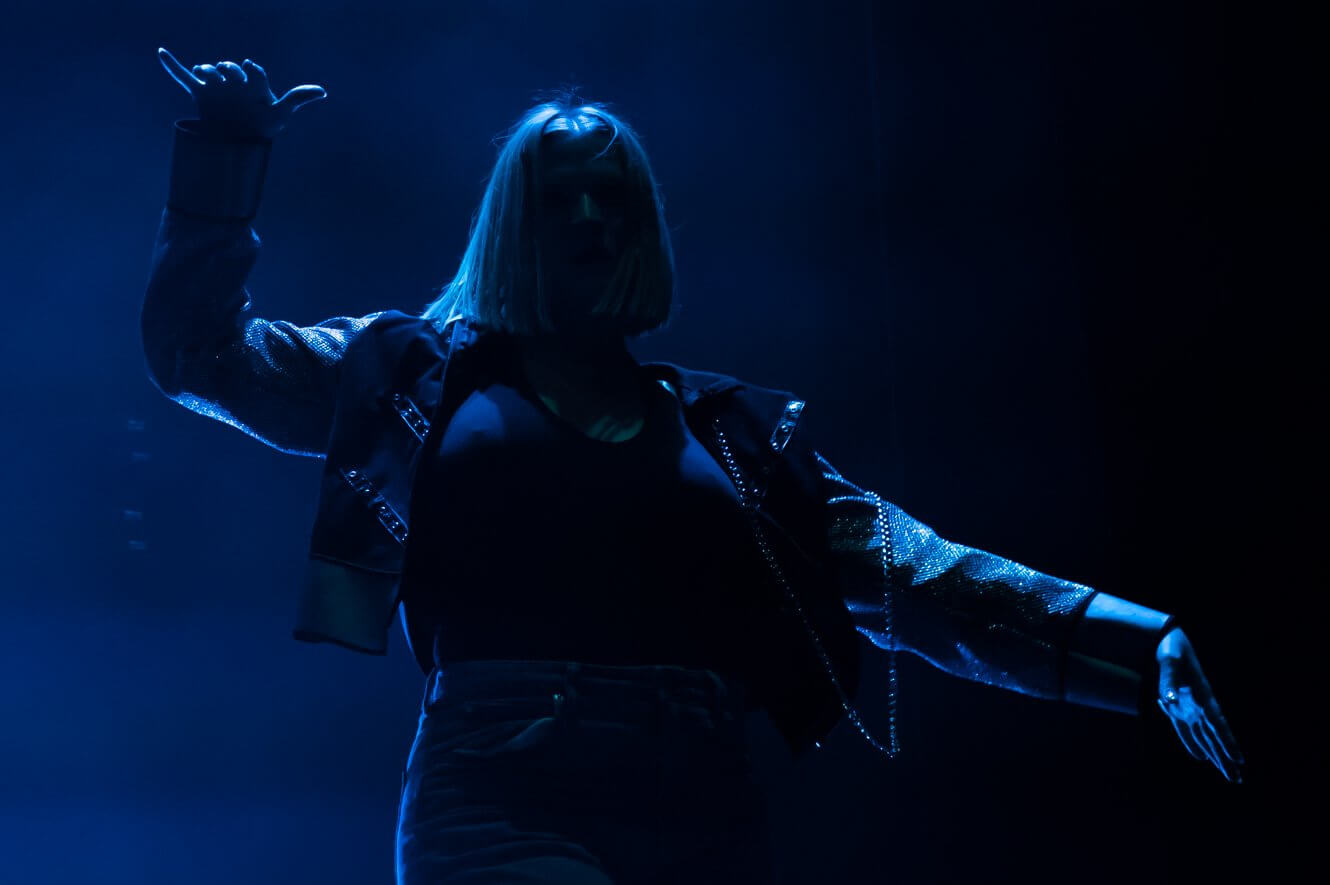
[156,47,327,140]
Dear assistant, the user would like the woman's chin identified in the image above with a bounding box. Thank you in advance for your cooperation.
[547,305,628,336]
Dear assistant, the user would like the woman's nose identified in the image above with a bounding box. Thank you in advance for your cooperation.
[570,192,603,224]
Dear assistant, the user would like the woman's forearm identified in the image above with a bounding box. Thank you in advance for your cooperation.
[140,120,373,457]
[1063,592,1175,714]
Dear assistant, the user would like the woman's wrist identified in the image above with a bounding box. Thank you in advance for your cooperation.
[166,119,273,220]
[1063,592,1177,714]
[1070,592,1175,671]
[1155,625,1188,662]
[178,117,275,144]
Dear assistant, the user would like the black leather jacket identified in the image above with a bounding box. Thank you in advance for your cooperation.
[140,120,1174,758]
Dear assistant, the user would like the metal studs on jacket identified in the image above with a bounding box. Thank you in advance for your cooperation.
[391,392,430,443]
[340,467,408,546]
[337,392,431,547]
[769,399,804,454]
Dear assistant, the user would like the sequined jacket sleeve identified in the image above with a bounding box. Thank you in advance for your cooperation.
[140,120,381,458]
[816,451,1099,701]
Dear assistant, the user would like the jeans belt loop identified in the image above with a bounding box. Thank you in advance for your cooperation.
[655,679,674,732]
[705,669,733,720]
[554,662,579,723]
[422,666,441,717]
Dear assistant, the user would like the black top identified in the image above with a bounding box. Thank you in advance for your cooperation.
[402,346,772,681]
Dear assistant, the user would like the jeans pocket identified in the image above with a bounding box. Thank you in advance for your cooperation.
[444,715,560,760]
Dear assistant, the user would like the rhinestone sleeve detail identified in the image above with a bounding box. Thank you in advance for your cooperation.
[141,208,381,457]
[818,451,1097,706]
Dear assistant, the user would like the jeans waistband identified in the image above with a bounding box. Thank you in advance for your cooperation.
[422,658,748,723]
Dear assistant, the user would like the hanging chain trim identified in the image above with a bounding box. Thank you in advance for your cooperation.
[867,489,901,756]
[712,417,899,758]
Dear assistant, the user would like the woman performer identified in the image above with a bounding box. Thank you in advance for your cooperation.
[143,49,1243,885]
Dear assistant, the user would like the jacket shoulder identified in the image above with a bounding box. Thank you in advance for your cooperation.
[341,309,435,358]
[336,310,453,395]
[718,371,812,454]
[652,359,801,414]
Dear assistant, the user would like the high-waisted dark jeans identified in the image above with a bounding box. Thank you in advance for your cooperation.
[394,659,776,884]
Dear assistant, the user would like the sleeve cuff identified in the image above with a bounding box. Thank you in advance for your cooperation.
[1062,592,1177,715]
[166,119,273,221]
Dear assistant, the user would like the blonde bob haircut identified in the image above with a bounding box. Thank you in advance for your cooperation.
[420,92,676,337]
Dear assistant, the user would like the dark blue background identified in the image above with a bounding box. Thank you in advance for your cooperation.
[2,1,1324,882]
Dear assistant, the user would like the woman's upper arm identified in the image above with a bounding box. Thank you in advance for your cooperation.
[161,309,382,458]
[141,207,382,458]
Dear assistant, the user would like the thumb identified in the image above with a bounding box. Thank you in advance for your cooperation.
[275,85,328,113]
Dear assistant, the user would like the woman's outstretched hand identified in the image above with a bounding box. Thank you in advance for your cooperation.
[156,47,327,140]
[1155,627,1245,783]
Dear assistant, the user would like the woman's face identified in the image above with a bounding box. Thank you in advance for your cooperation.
[532,127,632,329]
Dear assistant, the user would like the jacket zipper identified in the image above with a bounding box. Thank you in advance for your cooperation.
[712,416,899,758]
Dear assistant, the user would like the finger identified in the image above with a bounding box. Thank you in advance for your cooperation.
[1183,698,1226,773]
[1207,731,1238,783]
[193,64,224,85]
[157,47,205,90]
[217,61,247,84]
[1201,719,1242,782]
[275,84,328,113]
[1160,700,1206,761]
[1190,721,1232,782]
[1204,713,1241,765]
[241,59,272,96]
[1201,716,1243,780]
[1204,701,1245,765]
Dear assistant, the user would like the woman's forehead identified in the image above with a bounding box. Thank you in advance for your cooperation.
[537,126,624,178]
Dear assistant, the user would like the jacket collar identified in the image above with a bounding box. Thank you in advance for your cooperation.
[434,315,746,408]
